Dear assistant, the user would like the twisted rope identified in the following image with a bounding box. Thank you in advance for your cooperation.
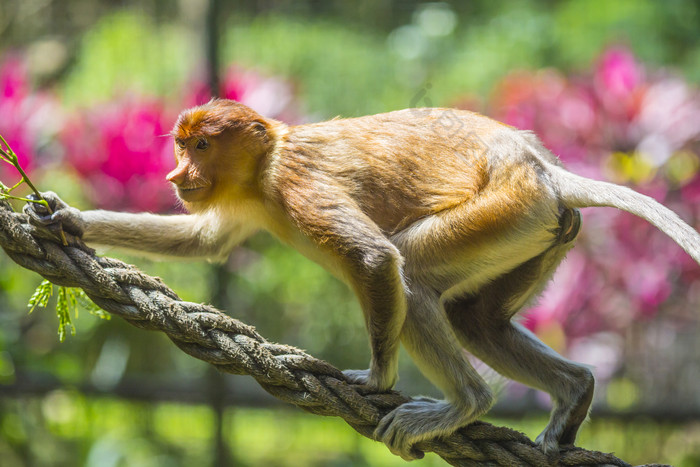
[0,202,635,467]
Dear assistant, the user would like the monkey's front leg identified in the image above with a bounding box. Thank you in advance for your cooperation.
[341,240,408,392]
[281,196,408,391]
[24,192,241,260]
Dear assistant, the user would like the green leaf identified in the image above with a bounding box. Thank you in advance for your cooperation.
[75,288,110,320]
[56,286,75,342]
[28,280,54,313]
[28,281,111,342]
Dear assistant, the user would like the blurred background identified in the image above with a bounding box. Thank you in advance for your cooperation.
[1,0,700,465]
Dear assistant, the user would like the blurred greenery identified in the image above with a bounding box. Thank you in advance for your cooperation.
[58,1,700,117]
[2,0,700,466]
[60,12,196,106]
[1,396,699,466]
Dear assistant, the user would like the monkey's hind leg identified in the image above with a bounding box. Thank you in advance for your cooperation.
[445,243,594,453]
[374,284,494,461]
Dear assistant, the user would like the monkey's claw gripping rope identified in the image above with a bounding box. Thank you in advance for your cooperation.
[0,201,635,467]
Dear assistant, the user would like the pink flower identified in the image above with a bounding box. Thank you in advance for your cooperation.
[0,55,61,179]
[594,46,643,104]
[1,55,28,100]
[681,173,700,203]
[490,71,604,164]
[633,78,700,166]
[61,97,176,212]
[477,46,700,345]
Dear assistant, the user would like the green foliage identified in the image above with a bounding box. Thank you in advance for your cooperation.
[29,280,110,342]
[552,0,699,68]
[74,288,109,320]
[2,133,108,342]
[235,237,364,368]
[223,16,408,117]
[27,278,53,313]
[57,2,700,119]
[0,135,47,207]
[55,285,75,342]
[61,11,195,105]
[1,396,698,466]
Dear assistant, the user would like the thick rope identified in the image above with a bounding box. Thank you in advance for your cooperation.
[0,202,636,467]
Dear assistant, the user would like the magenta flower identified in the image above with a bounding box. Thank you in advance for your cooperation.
[594,46,643,105]
[632,78,700,166]
[481,46,700,345]
[681,174,700,204]
[61,97,176,212]
[0,54,61,180]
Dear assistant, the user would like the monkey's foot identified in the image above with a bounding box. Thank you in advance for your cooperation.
[534,371,593,454]
[342,368,372,385]
[535,431,560,454]
[534,418,579,454]
[375,399,471,461]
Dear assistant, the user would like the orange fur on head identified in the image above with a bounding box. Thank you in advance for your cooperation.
[171,99,268,142]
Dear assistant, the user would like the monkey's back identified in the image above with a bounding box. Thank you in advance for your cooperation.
[275,108,556,235]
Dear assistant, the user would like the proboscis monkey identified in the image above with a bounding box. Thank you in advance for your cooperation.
[26,99,700,460]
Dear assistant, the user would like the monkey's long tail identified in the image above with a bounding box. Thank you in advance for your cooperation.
[551,166,700,265]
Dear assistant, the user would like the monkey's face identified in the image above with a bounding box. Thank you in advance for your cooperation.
[169,100,278,209]
[167,136,216,203]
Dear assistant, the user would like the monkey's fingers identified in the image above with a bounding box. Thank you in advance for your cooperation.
[27,191,70,213]
[24,193,52,217]
[24,208,84,238]
[24,196,58,232]
[23,193,86,238]
[48,209,85,238]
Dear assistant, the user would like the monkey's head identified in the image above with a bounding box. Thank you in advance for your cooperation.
[168,99,283,209]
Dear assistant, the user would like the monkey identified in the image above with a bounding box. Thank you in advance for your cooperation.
[25,99,700,461]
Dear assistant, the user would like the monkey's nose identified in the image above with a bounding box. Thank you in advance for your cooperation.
[166,164,188,185]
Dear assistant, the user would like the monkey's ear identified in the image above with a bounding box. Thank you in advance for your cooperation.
[249,120,267,135]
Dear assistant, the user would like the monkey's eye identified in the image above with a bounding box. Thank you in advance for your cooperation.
[176,139,186,149]
[196,138,209,150]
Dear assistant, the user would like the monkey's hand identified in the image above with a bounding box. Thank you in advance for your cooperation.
[23,191,86,240]
[342,368,398,392]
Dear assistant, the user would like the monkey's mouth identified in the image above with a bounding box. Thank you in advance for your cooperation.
[179,185,207,192]
[176,184,212,201]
